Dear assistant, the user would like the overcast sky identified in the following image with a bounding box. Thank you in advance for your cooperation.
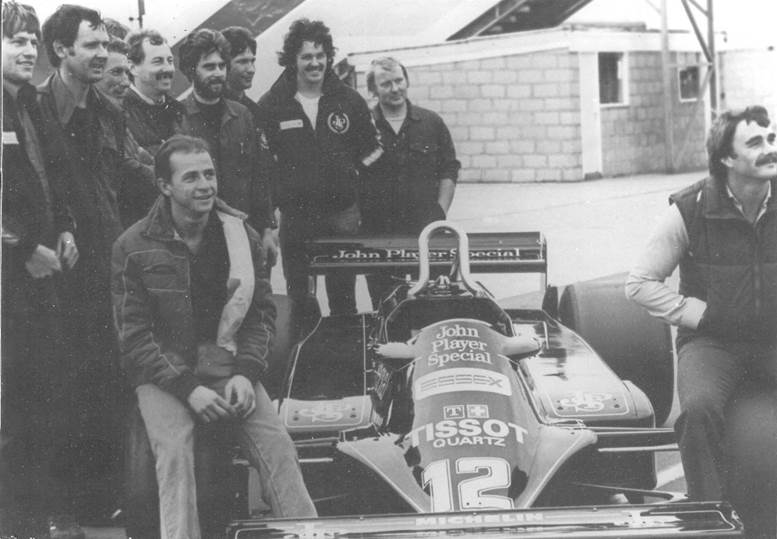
[28,0,776,50]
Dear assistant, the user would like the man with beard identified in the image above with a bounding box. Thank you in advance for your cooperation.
[96,38,158,226]
[178,28,276,268]
[627,105,777,535]
[36,3,133,521]
[124,29,184,155]
[256,19,382,316]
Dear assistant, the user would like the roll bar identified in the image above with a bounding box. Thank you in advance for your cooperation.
[407,220,483,299]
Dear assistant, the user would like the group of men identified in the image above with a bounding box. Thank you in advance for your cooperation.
[2,0,776,538]
[1,2,460,537]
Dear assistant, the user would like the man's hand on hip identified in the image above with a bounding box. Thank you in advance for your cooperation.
[187,385,236,423]
[225,375,256,418]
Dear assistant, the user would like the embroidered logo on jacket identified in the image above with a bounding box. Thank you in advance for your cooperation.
[327,111,350,134]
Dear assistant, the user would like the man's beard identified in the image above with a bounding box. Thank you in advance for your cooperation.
[194,75,224,100]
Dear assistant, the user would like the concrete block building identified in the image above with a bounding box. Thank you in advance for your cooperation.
[348,27,715,182]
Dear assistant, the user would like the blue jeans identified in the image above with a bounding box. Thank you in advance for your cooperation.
[676,336,777,501]
[137,381,316,539]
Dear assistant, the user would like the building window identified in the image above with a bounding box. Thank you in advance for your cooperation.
[599,52,627,105]
[678,65,700,101]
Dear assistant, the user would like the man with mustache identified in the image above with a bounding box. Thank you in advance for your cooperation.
[112,135,316,539]
[256,18,382,317]
[35,2,136,522]
[96,38,158,227]
[627,106,777,534]
[124,29,184,156]
[178,28,276,269]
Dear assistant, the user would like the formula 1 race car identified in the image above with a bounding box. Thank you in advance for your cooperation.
[228,221,744,538]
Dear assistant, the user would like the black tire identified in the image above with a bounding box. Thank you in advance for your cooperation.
[558,272,674,426]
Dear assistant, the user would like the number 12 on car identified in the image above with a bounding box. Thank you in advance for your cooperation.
[422,457,514,512]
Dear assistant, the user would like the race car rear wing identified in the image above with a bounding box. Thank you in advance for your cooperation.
[227,502,743,538]
[305,231,547,276]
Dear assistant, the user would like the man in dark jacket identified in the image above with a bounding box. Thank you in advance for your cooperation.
[178,28,277,269]
[256,19,382,315]
[112,135,316,538]
[37,4,138,514]
[362,56,460,308]
[96,37,158,227]
[0,3,80,534]
[627,106,777,535]
[124,28,184,156]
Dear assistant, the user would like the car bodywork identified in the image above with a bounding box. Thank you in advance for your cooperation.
[229,221,743,538]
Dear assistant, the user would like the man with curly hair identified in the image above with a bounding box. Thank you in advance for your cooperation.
[178,28,277,269]
[256,18,382,316]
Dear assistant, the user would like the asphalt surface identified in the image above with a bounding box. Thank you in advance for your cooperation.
[88,171,703,537]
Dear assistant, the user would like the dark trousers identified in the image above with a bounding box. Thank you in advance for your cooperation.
[675,336,777,501]
[279,203,360,316]
[0,275,72,533]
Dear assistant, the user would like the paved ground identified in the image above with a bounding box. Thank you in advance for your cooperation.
[87,170,703,538]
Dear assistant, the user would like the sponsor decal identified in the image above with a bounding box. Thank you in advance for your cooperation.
[408,417,527,448]
[287,398,367,427]
[467,404,490,418]
[416,512,544,526]
[443,404,490,420]
[321,247,522,263]
[428,324,492,368]
[327,111,350,134]
[557,391,621,414]
[414,368,511,399]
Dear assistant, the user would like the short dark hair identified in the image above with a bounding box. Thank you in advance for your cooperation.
[103,17,128,40]
[2,1,40,40]
[178,28,231,81]
[222,26,256,57]
[277,18,335,71]
[126,28,167,65]
[107,38,129,56]
[155,135,212,184]
[366,56,409,94]
[42,4,102,68]
[707,106,771,179]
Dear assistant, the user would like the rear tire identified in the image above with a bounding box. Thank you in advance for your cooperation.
[558,272,674,426]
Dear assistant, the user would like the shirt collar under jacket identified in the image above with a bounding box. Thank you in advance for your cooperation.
[129,84,166,105]
[374,99,421,125]
[48,69,103,125]
[725,181,772,223]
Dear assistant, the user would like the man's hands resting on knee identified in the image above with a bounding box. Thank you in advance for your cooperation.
[187,375,256,422]
[225,375,256,417]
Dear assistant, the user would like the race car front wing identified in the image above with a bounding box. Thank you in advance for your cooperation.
[227,502,742,538]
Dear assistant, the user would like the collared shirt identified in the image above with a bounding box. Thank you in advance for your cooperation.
[726,181,772,223]
[188,214,229,343]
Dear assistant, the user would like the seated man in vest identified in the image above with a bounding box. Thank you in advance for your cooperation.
[111,135,316,538]
[626,106,777,534]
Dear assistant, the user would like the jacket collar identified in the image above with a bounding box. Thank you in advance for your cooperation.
[703,175,777,219]
[182,92,240,121]
[142,195,247,242]
[269,68,346,100]
[373,99,419,124]
[38,70,106,125]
